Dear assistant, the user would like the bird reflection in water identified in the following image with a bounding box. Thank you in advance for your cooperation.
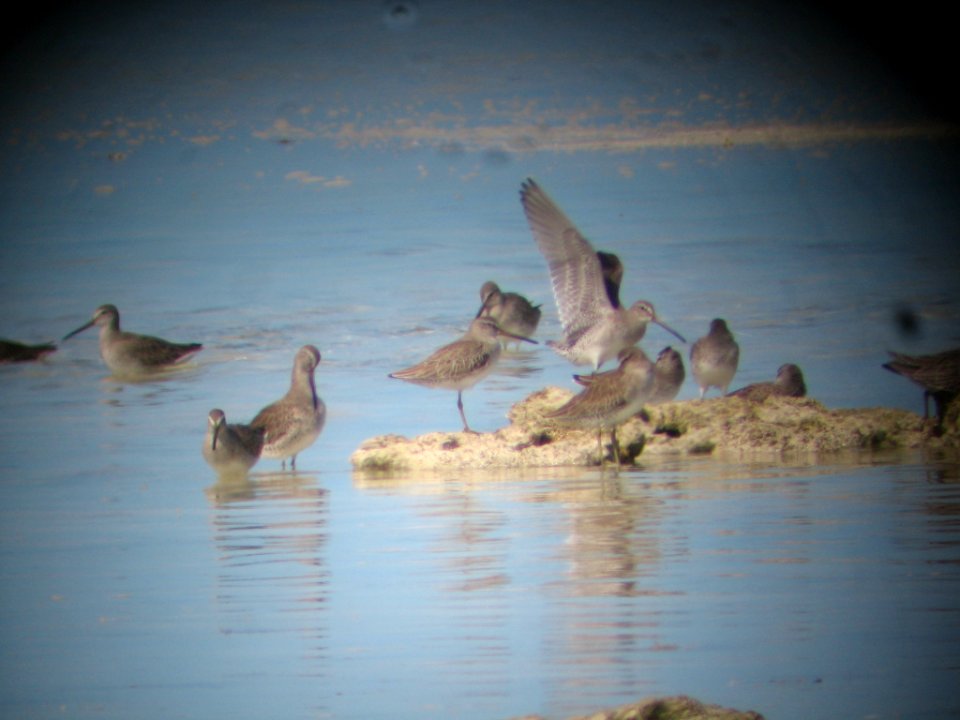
[205,471,329,674]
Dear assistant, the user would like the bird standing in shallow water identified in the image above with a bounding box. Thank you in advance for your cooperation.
[62,304,202,377]
[476,281,541,345]
[0,338,57,363]
[883,348,960,429]
[690,318,740,398]
[389,316,536,433]
[519,178,685,371]
[547,346,655,465]
[649,346,686,404]
[202,409,265,476]
[250,345,326,470]
[728,363,806,401]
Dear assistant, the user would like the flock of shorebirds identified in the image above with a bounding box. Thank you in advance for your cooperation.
[2,178,958,470]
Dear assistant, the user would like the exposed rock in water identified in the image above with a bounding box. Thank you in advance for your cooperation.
[351,386,959,472]
[511,695,765,720]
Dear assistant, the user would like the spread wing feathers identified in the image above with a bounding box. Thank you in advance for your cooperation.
[520,180,611,337]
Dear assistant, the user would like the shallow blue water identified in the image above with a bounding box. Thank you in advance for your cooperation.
[2,2,960,718]
[3,450,960,719]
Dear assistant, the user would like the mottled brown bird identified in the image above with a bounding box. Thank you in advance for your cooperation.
[476,281,541,344]
[0,339,57,363]
[883,348,960,428]
[250,345,326,469]
[390,317,535,433]
[63,304,201,377]
[728,363,806,401]
[202,409,265,476]
[649,346,686,404]
[548,346,655,465]
[690,318,739,398]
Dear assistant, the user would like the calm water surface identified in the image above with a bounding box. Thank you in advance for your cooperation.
[3,2,960,718]
[2,146,960,717]
[3,417,960,719]
[3,152,960,719]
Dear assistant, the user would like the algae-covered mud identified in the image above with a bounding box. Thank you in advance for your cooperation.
[513,695,764,720]
[351,390,959,471]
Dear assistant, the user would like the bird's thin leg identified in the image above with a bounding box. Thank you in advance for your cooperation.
[933,392,949,435]
[458,391,476,434]
[611,428,621,466]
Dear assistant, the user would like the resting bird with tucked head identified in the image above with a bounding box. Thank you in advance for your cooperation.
[728,363,806,402]
[476,281,541,345]
[649,346,686,405]
[250,345,326,470]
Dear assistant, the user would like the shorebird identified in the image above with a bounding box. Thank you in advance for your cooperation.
[0,338,57,363]
[728,363,806,401]
[548,346,655,465]
[573,345,684,404]
[202,409,265,476]
[476,281,542,345]
[519,178,685,370]
[62,304,202,377]
[690,318,740,398]
[883,348,960,428]
[389,316,536,433]
[250,345,326,469]
[649,346,686,404]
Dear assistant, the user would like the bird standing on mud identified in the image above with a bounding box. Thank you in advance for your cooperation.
[390,316,536,433]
